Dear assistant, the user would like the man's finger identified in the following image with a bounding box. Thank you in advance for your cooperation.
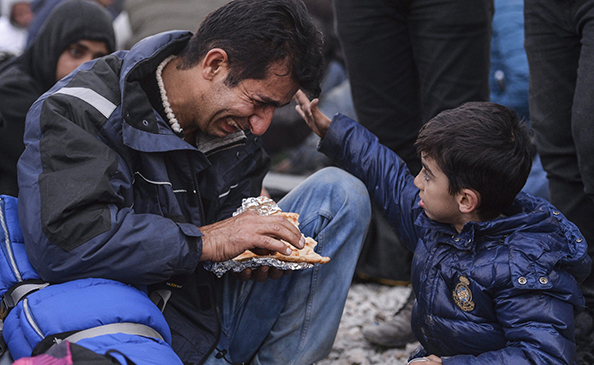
[268,267,284,280]
[239,268,253,281]
[253,266,269,282]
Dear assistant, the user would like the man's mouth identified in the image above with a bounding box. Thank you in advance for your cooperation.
[226,117,243,132]
[419,198,425,209]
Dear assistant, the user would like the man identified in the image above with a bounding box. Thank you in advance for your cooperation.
[17,0,371,364]
[0,0,115,197]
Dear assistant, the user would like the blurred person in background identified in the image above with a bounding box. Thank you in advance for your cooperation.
[123,0,228,50]
[0,0,115,197]
[26,0,129,49]
[524,0,594,363]
[0,0,33,58]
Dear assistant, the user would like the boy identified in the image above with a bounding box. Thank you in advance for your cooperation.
[294,91,591,364]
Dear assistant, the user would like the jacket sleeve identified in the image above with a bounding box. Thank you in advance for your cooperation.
[17,86,202,287]
[318,114,423,250]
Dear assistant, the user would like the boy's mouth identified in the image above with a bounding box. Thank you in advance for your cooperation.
[418,198,425,209]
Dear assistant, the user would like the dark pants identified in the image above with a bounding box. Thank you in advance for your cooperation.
[334,0,493,174]
[524,0,594,306]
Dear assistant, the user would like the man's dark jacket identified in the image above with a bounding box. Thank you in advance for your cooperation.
[17,31,270,364]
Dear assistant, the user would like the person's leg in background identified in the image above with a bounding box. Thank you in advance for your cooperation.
[525,0,594,362]
[334,0,421,348]
[411,0,493,122]
[335,0,423,174]
[203,167,371,364]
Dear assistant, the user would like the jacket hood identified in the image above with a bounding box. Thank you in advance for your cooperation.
[461,192,591,284]
[21,0,115,91]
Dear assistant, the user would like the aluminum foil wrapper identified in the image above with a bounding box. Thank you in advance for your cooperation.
[232,195,282,216]
[204,196,313,278]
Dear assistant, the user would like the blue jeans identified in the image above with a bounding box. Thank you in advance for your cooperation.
[203,167,371,364]
[524,0,594,305]
[334,0,493,175]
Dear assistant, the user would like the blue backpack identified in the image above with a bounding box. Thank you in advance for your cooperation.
[0,195,182,364]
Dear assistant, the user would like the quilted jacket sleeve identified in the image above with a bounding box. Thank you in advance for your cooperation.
[318,114,423,250]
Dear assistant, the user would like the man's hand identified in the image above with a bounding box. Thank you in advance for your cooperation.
[293,90,331,138]
[199,210,305,263]
[236,266,291,282]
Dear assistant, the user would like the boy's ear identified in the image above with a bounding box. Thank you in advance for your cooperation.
[458,188,480,214]
[201,48,228,80]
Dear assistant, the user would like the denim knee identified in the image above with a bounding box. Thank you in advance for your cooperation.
[310,167,371,218]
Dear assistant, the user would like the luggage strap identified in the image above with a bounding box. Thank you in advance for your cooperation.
[0,280,49,320]
[63,322,164,343]
[33,322,164,356]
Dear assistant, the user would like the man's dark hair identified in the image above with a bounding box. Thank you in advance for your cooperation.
[415,102,533,220]
[178,0,324,97]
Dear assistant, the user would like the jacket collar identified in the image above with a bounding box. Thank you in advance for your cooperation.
[117,31,250,160]
[119,31,193,153]
[416,192,559,251]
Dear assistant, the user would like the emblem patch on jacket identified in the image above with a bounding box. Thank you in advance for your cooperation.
[453,276,475,312]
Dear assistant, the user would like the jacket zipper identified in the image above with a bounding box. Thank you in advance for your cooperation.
[23,298,44,339]
[187,153,206,223]
[198,301,223,365]
[185,154,222,364]
[0,197,22,282]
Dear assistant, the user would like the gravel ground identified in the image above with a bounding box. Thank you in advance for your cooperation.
[316,283,418,365]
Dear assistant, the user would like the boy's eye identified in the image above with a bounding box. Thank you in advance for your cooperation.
[420,167,429,181]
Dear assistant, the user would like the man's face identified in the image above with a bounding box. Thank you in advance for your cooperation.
[414,155,463,227]
[177,61,299,138]
[55,40,109,81]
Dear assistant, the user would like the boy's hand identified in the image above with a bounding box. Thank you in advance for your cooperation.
[293,90,331,138]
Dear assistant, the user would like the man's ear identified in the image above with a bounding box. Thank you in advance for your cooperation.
[458,188,480,214]
[201,48,228,80]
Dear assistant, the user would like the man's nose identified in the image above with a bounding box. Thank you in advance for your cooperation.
[248,107,275,135]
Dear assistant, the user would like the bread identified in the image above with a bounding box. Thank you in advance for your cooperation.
[232,212,331,264]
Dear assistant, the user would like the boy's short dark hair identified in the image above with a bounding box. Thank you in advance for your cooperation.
[178,0,325,97]
[415,102,532,220]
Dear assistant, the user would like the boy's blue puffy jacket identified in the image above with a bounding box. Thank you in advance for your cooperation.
[0,195,182,364]
[320,115,592,365]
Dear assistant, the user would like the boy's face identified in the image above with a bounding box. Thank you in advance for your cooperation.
[414,155,465,229]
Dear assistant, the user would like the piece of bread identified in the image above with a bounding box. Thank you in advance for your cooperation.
[232,212,331,264]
